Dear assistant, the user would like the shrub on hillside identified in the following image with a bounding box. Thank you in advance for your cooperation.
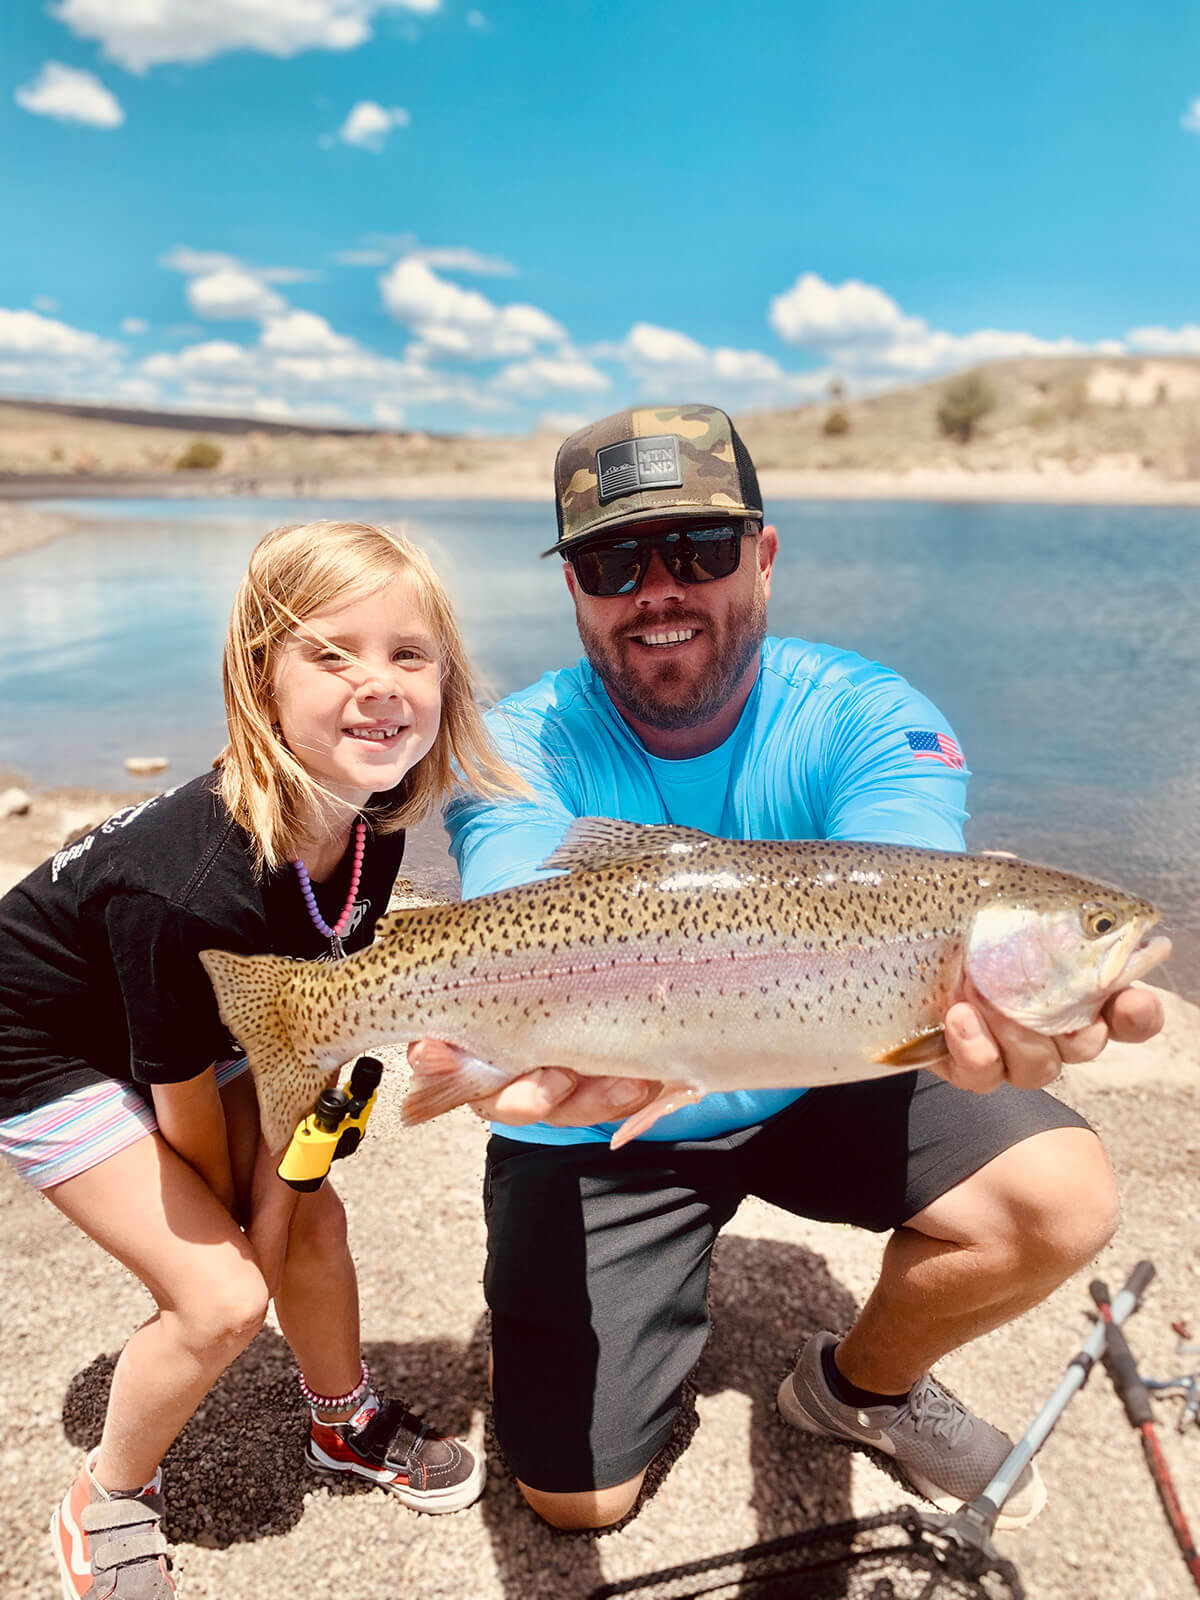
[823,408,850,436]
[175,438,222,471]
[936,374,996,443]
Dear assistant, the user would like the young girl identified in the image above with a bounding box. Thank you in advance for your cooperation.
[0,519,520,1599]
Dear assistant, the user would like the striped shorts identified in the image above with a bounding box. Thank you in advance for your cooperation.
[0,1059,249,1190]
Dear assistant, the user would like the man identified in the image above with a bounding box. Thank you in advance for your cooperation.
[418,403,1165,1532]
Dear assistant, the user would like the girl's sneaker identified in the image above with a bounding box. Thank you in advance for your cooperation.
[51,1449,175,1599]
[307,1395,485,1514]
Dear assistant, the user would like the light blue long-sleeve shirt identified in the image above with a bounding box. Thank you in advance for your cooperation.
[444,636,969,1144]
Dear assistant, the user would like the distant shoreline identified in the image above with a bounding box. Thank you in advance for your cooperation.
[3,463,1200,563]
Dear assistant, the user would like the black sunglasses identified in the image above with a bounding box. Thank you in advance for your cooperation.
[566,524,750,598]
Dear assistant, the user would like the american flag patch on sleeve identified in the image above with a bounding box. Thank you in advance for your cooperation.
[905,730,964,768]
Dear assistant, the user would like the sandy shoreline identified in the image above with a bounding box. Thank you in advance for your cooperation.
[2,462,1199,563]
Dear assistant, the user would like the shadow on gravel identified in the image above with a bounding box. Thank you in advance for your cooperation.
[478,1232,862,1599]
[60,1235,861,1592]
[61,1325,489,1548]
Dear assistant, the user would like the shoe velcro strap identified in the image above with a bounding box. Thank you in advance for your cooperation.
[90,1528,169,1573]
[359,1399,428,1472]
[81,1499,163,1535]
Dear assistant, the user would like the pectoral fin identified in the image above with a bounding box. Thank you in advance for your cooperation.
[608,1081,704,1150]
[870,1026,949,1070]
[400,1052,511,1125]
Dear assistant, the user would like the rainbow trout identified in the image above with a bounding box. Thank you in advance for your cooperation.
[200,819,1169,1151]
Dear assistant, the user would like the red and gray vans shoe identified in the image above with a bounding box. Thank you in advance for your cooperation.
[51,1449,175,1599]
[307,1396,485,1514]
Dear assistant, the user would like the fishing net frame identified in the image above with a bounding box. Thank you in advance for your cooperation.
[588,1504,1026,1600]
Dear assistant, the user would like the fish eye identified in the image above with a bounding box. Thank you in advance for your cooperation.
[1081,902,1120,939]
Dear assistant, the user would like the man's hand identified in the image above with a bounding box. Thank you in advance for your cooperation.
[407,1038,655,1128]
[938,980,1167,1093]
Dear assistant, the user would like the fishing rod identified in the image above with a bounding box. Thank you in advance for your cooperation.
[590,1261,1156,1600]
[919,1258,1156,1565]
[1092,1275,1200,1595]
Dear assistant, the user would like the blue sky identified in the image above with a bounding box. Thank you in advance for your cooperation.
[5,0,1200,432]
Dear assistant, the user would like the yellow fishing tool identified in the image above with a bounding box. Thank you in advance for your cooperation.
[277,1056,383,1192]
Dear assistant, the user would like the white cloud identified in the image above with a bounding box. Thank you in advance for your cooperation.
[0,306,122,399]
[113,375,161,404]
[769,271,1087,381]
[380,256,565,358]
[160,247,316,284]
[138,320,507,421]
[142,341,253,379]
[50,0,442,74]
[612,320,826,408]
[161,247,320,324]
[1181,99,1200,134]
[1125,323,1200,355]
[187,268,287,321]
[161,248,239,276]
[410,246,516,276]
[259,310,354,354]
[770,273,917,350]
[121,316,149,335]
[14,61,124,128]
[492,353,610,396]
[339,101,411,151]
[0,307,116,361]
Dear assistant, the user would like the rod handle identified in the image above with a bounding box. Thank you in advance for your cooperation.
[1103,1318,1157,1429]
[1121,1259,1157,1309]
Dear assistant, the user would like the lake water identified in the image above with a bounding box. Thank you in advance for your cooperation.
[3,496,1198,997]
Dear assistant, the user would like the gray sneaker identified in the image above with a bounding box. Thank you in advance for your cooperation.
[777,1331,1046,1530]
[51,1448,175,1599]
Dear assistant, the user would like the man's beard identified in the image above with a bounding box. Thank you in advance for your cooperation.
[578,583,767,733]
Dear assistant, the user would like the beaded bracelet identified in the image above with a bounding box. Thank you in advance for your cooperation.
[299,1358,370,1412]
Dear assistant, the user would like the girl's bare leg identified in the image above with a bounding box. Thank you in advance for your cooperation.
[46,1131,269,1493]
[223,1073,362,1401]
[273,1180,363,1399]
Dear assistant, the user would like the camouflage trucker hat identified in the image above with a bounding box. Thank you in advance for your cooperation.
[543,403,763,556]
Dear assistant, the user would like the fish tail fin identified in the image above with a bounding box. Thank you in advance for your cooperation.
[400,1049,510,1126]
[200,948,336,1152]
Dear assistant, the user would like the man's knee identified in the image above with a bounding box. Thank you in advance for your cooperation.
[922,1127,1121,1277]
[1006,1128,1120,1271]
[517,1471,646,1530]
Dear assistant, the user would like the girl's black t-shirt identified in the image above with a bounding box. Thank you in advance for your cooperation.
[0,772,405,1115]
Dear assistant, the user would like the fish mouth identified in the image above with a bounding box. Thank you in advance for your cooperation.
[1114,930,1172,987]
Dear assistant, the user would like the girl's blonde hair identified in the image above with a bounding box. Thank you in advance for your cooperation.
[219,519,526,872]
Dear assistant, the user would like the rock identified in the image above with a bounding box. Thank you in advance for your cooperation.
[123,756,170,776]
[0,787,31,817]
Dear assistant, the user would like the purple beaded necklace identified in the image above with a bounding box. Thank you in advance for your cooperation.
[292,819,366,960]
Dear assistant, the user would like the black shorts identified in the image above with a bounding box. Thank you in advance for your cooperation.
[482,1071,1090,1494]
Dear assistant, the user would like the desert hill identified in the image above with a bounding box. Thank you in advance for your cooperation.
[737,353,1200,478]
[1,354,1199,496]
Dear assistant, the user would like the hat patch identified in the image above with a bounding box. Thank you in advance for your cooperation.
[596,434,683,502]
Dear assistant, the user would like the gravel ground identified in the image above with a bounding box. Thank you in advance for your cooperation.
[1,805,1197,1600]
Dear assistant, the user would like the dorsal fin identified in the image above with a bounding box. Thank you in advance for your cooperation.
[540,817,717,874]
